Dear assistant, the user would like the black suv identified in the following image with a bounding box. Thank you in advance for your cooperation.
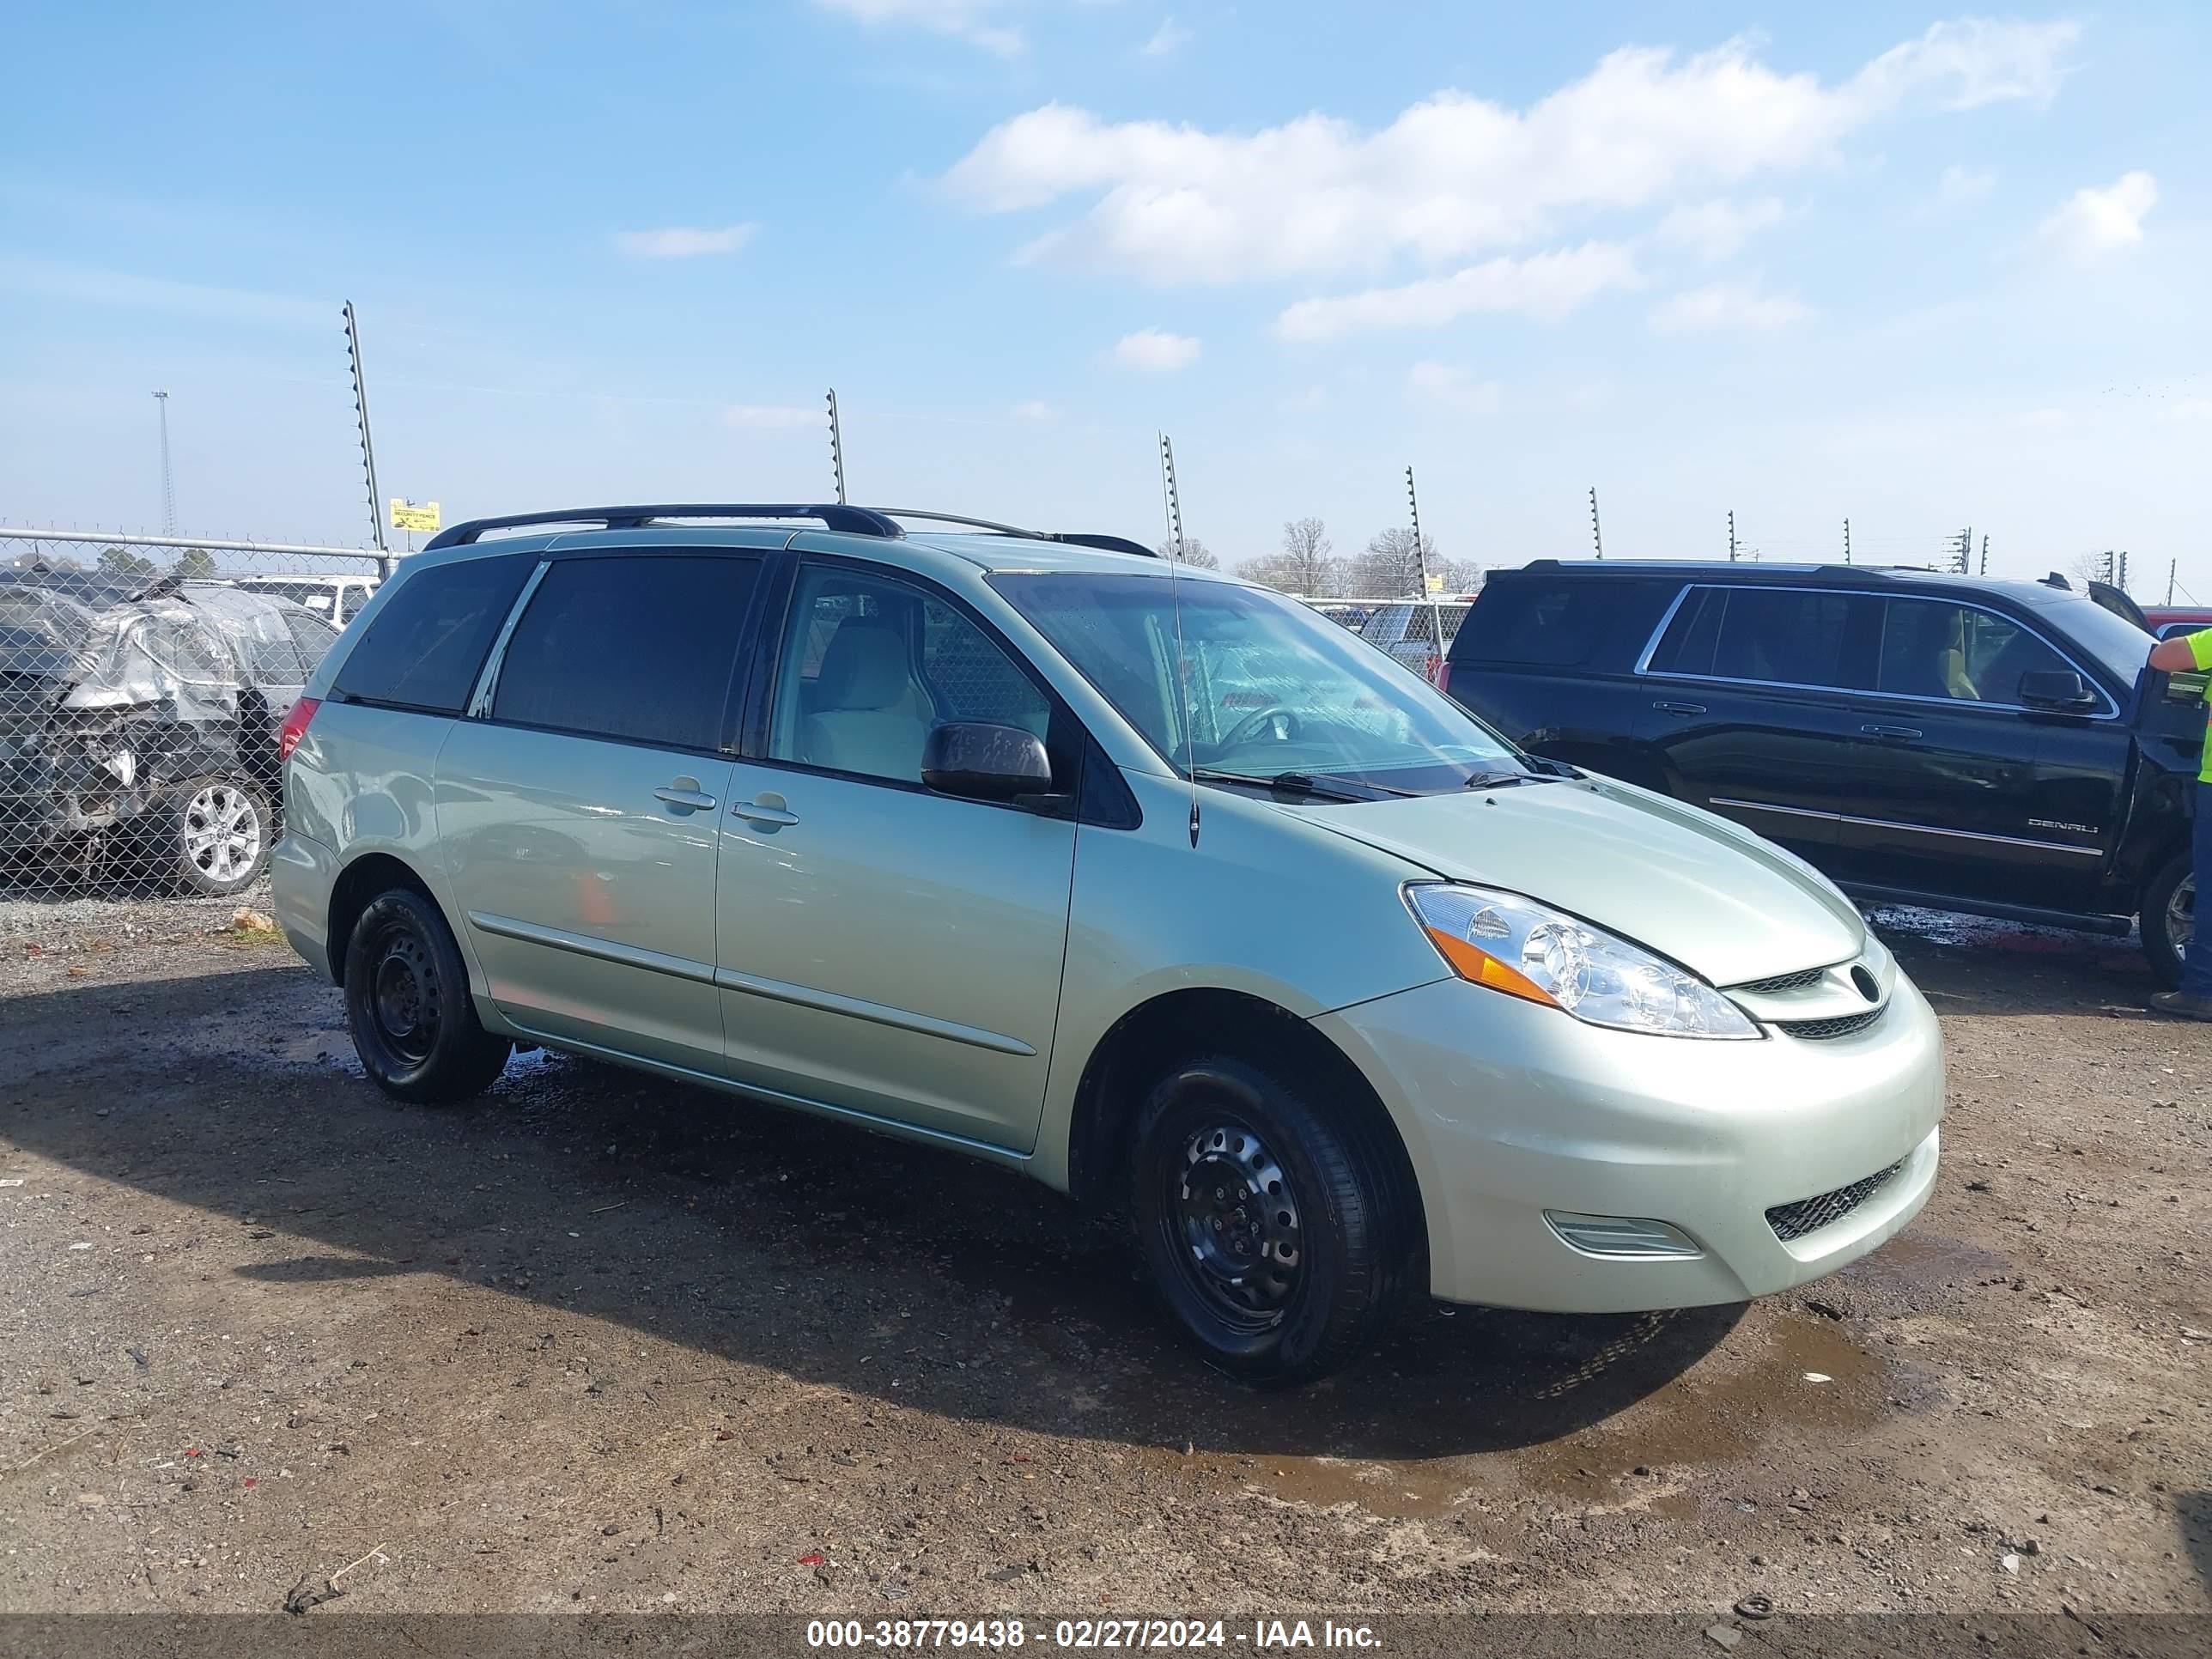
[1442,561,2203,983]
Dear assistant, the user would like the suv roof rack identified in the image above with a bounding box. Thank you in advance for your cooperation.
[423,503,1160,559]
[877,509,1158,559]
[423,503,903,550]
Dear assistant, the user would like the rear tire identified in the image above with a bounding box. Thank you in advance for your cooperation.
[160,775,273,897]
[2142,849,2194,991]
[1131,1054,1410,1386]
[343,889,511,1103]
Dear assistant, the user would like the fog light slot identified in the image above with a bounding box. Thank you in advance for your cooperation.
[1544,1211,1704,1259]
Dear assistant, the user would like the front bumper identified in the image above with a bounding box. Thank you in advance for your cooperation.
[1313,971,1945,1312]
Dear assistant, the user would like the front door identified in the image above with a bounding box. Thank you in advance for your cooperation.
[1826,595,2110,907]
[435,548,764,1073]
[714,559,1076,1151]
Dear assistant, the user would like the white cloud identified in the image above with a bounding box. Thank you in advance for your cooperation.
[814,0,1025,57]
[1936,163,1997,205]
[1407,362,1503,415]
[614,223,757,258]
[1655,198,1787,261]
[2039,170,2158,259]
[1141,16,1190,57]
[1650,281,1811,333]
[944,20,2076,286]
[1276,244,1640,341]
[722,404,820,429]
[1012,398,1056,421]
[1111,327,1201,371]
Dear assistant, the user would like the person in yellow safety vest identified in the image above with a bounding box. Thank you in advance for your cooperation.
[2144,626,2212,1017]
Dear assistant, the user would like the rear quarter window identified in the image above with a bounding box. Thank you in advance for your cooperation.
[331,552,536,714]
[1452,578,1672,668]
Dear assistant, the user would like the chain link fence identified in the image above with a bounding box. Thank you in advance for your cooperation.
[0,528,387,905]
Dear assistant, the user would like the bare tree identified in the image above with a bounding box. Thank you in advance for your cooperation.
[1154,535,1220,570]
[1431,556,1484,593]
[2065,550,2114,587]
[1346,527,1439,598]
[1236,518,1338,594]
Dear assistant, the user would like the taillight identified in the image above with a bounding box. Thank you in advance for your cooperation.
[277,696,320,762]
[1434,661,1453,696]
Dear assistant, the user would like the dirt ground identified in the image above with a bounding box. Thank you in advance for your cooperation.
[0,889,2205,1631]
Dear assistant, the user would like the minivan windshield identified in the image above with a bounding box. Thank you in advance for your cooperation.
[990,571,1527,795]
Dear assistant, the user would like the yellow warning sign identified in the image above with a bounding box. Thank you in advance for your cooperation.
[390,499,440,532]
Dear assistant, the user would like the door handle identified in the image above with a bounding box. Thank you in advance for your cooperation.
[1651,700,1707,717]
[653,779,719,811]
[1860,724,1923,741]
[731,798,800,828]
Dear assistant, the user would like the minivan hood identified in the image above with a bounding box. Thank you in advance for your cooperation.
[1303,779,1863,987]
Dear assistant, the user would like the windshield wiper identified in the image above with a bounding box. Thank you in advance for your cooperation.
[1461,769,1558,790]
[1191,768,1398,803]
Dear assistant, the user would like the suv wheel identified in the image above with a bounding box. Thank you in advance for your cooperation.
[1131,1054,1409,1386]
[165,775,272,897]
[343,889,512,1103]
[2142,849,2194,990]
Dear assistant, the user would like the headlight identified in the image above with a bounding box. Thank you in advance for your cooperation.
[1405,883,1760,1040]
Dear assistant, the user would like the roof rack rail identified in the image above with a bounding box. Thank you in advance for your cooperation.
[423,503,902,550]
[873,508,1159,558]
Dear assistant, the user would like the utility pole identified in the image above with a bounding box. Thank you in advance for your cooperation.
[342,302,390,575]
[1588,486,1603,560]
[1728,510,1737,562]
[826,388,847,505]
[1843,517,1850,565]
[152,391,177,538]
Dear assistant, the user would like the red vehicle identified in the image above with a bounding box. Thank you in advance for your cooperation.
[2142,607,2212,641]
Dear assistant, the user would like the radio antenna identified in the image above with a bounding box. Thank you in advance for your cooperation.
[1159,432,1200,848]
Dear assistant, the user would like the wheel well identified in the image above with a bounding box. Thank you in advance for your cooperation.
[325,852,435,987]
[1065,988,1426,1248]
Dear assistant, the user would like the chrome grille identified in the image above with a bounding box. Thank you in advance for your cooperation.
[1766,1161,1905,1243]
[1735,966,1828,994]
[1777,1008,1883,1040]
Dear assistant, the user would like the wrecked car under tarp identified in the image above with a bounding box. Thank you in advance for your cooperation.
[0,566,337,891]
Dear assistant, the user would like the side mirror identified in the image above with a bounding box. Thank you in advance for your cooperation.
[2018,669,2098,711]
[921,721,1053,804]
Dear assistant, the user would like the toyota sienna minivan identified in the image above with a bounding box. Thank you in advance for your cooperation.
[272,503,1944,1383]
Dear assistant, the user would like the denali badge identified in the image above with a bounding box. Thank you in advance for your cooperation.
[2028,818,2099,836]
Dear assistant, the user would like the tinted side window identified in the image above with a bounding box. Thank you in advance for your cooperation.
[492,555,757,750]
[1456,582,1609,666]
[1650,586,1866,689]
[1876,599,2070,704]
[333,552,535,714]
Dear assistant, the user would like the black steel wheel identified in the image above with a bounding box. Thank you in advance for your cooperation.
[1132,1054,1412,1386]
[343,887,511,1103]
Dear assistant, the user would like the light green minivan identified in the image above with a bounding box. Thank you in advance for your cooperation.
[272,504,1943,1383]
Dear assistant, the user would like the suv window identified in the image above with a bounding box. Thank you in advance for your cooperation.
[1876,598,2073,705]
[1457,582,1606,665]
[492,555,757,751]
[333,552,535,714]
[770,564,1049,785]
[1649,586,1869,689]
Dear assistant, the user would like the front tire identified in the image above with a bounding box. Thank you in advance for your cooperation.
[2142,849,2195,990]
[1131,1054,1410,1386]
[343,889,511,1103]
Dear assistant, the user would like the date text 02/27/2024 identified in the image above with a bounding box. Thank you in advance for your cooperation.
[804,1620,1382,1650]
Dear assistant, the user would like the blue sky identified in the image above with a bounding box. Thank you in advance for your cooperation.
[3,3,2207,592]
